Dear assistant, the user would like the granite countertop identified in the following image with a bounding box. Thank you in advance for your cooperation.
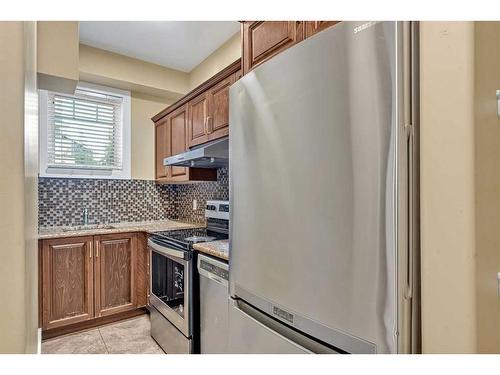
[193,239,229,261]
[38,219,204,240]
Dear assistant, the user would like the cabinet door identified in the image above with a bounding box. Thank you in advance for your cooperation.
[207,75,234,141]
[155,119,169,180]
[187,93,210,147]
[41,237,94,330]
[305,21,339,38]
[94,233,137,317]
[242,21,304,74]
[168,104,189,180]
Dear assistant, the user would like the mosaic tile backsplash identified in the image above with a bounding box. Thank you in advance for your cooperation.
[176,167,229,223]
[38,168,229,228]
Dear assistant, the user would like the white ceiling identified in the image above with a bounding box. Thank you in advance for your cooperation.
[79,21,240,72]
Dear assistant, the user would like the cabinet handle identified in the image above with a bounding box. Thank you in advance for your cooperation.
[204,117,208,135]
[89,243,92,258]
[95,242,99,258]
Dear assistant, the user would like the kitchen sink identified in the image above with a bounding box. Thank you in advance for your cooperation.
[61,224,116,232]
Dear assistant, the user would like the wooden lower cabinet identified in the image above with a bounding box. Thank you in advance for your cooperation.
[94,233,137,317]
[41,236,94,330]
[135,232,150,308]
[40,232,149,335]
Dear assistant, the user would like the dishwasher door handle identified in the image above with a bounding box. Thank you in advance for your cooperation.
[197,254,229,287]
[198,267,229,288]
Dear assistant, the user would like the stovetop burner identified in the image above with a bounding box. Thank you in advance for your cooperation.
[184,235,217,243]
[151,227,228,251]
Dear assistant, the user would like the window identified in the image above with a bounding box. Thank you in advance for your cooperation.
[39,82,131,179]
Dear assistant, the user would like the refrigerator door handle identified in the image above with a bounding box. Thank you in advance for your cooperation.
[405,123,414,301]
[231,298,341,354]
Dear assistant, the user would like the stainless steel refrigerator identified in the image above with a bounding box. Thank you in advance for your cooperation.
[228,21,420,354]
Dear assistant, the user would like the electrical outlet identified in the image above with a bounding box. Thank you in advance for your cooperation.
[193,199,197,210]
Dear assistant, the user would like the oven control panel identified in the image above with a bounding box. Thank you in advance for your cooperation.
[205,200,229,220]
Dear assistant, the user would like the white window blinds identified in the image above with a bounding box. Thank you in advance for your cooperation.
[46,89,123,170]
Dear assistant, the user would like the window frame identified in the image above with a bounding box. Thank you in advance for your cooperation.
[39,82,131,179]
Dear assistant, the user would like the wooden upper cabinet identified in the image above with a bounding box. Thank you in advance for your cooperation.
[41,236,94,330]
[169,105,189,180]
[234,69,242,82]
[152,59,239,183]
[305,21,339,38]
[187,93,210,147]
[241,21,339,75]
[154,102,217,184]
[242,21,305,74]
[155,119,169,180]
[94,233,137,318]
[207,74,234,141]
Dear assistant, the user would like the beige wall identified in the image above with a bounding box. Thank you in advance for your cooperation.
[79,31,240,180]
[131,94,172,180]
[474,22,500,353]
[189,31,241,89]
[0,20,26,354]
[79,44,189,101]
[77,47,174,180]
[0,21,38,353]
[420,22,477,353]
[78,44,186,180]
[37,21,79,93]
[40,24,239,183]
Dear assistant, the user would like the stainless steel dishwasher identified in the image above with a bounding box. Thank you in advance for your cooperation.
[197,253,229,353]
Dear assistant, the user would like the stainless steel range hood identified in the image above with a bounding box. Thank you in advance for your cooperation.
[163,137,228,168]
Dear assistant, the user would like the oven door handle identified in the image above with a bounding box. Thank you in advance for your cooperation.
[148,239,185,260]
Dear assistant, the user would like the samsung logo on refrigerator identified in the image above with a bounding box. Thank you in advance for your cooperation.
[273,306,294,324]
[354,21,378,34]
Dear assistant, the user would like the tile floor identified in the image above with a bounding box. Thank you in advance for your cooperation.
[42,314,164,354]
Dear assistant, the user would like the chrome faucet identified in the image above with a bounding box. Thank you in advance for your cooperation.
[83,208,89,226]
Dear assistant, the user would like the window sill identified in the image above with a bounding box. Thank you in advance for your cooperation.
[40,167,131,180]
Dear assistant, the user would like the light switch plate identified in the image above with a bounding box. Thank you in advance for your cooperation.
[193,199,197,210]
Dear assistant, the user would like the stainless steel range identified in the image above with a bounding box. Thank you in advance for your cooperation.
[148,200,229,354]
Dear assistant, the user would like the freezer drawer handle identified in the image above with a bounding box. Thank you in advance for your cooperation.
[232,298,341,354]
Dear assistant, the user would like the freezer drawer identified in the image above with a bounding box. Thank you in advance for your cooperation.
[227,299,339,354]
